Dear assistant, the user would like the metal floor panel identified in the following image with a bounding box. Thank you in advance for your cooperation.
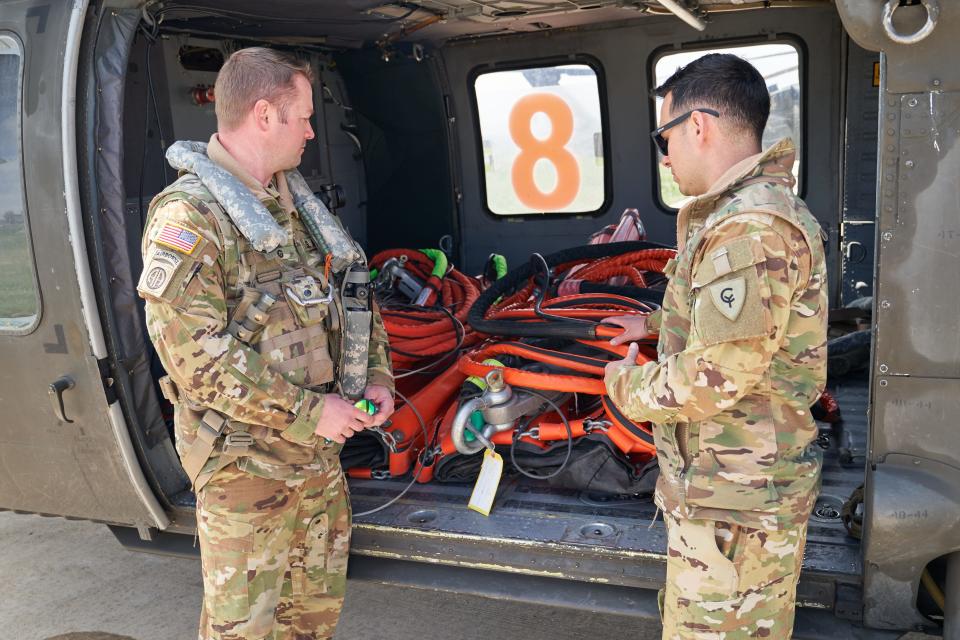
[348,373,871,606]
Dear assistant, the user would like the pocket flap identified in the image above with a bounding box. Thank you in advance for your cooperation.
[692,235,765,289]
[685,469,781,513]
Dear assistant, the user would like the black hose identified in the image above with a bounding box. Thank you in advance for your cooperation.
[468,241,669,339]
[509,390,573,480]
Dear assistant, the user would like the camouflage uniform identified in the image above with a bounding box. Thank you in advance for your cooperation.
[605,139,828,638]
[138,134,392,640]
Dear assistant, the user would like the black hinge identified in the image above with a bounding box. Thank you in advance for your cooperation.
[97,357,118,405]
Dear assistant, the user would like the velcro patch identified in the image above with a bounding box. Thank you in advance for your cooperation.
[155,222,201,255]
[709,276,746,321]
[138,247,183,298]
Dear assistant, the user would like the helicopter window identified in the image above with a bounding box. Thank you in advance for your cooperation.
[0,34,40,333]
[653,42,802,210]
[473,62,607,216]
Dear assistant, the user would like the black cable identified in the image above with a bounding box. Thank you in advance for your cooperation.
[143,27,170,186]
[468,241,669,339]
[530,253,592,326]
[509,390,573,481]
[352,388,430,518]
[382,303,464,364]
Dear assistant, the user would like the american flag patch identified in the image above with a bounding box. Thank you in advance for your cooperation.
[155,222,201,255]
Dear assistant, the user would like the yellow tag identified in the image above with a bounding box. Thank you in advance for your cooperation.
[468,449,503,516]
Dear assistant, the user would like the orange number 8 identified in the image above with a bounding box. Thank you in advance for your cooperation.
[509,93,580,211]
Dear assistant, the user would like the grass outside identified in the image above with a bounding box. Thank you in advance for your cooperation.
[0,224,39,322]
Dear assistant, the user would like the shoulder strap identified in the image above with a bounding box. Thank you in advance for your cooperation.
[687,183,823,291]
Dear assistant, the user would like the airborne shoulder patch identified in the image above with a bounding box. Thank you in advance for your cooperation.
[137,246,184,298]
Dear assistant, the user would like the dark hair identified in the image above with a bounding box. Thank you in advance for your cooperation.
[654,53,770,143]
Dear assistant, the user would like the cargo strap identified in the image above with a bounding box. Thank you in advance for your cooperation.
[180,410,254,492]
[159,376,253,492]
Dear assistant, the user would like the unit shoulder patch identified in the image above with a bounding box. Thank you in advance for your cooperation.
[708,276,746,321]
[692,235,771,346]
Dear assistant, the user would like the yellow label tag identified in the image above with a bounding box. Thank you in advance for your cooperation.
[468,449,503,516]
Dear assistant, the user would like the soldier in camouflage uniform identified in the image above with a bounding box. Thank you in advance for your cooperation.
[137,48,393,640]
[604,54,827,639]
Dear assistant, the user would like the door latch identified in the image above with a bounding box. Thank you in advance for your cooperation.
[48,375,75,423]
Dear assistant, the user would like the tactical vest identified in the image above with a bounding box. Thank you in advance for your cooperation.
[149,174,345,488]
[155,174,340,387]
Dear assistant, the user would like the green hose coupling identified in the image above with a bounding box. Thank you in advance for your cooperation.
[420,248,449,280]
[490,253,508,280]
[465,410,485,442]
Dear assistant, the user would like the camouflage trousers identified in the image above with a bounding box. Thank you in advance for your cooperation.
[195,462,351,640]
[661,513,808,639]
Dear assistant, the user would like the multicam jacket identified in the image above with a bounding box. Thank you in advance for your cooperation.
[605,139,828,530]
[138,134,392,481]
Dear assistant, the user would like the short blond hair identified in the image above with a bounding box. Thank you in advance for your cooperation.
[214,47,313,130]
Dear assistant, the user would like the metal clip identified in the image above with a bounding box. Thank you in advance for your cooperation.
[370,426,399,453]
[583,419,612,434]
[370,470,391,480]
[284,279,333,306]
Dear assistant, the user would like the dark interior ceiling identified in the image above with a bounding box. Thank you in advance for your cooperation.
[145,0,830,49]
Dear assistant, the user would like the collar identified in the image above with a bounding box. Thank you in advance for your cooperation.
[675,138,797,250]
[208,133,295,211]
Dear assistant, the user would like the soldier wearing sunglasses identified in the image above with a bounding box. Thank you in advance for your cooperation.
[604,53,828,639]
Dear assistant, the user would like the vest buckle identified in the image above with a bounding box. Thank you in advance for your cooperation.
[222,430,254,455]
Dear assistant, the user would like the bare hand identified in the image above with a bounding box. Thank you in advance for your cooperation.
[603,314,650,346]
[605,342,641,380]
[363,384,395,428]
[315,394,376,443]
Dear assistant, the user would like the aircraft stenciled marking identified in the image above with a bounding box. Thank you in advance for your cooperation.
[509,93,580,210]
[43,324,68,354]
[26,5,50,34]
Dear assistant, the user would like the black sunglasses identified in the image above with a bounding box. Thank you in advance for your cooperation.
[650,108,720,156]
